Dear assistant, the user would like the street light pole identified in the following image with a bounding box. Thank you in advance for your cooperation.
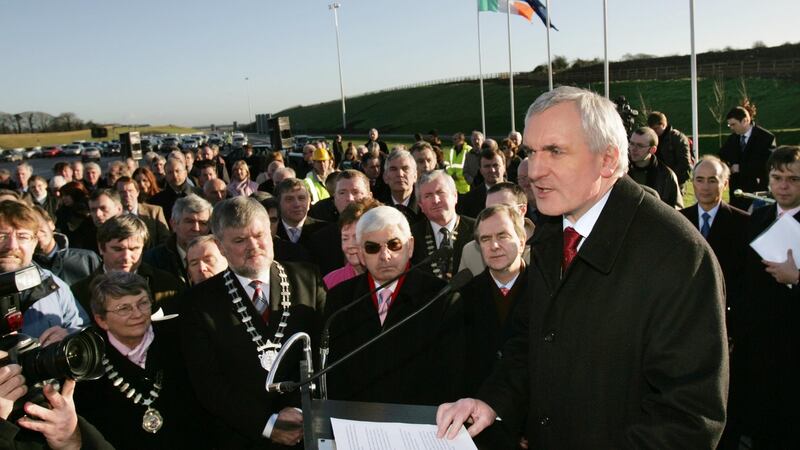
[244,76,253,128]
[329,2,346,131]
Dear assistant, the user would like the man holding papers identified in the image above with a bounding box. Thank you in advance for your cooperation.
[731,145,799,449]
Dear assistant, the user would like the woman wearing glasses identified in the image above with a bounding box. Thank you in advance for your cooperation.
[322,206,467,406]
[73,271,209,450]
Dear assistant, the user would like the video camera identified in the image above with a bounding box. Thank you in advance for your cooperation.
[614,95,639,136]
[0,265,105,421]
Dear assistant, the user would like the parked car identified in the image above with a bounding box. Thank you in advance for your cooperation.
[23,147,42,159]
[62,144,84,156]
[160,136,180,152]
[180,138,199,150]
[232,136,248,149]
[41,146,62,157]
[82,146,102,163]
[102,143,121,156]
[1,148,25,162]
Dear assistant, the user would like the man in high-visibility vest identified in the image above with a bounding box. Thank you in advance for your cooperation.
[445,132,472,194]
[304,147,334,204]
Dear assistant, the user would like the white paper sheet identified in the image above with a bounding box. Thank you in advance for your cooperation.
[750,213,800,266]
[330,417,478,450]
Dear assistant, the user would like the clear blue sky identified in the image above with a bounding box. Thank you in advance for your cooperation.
[1,0,797,126]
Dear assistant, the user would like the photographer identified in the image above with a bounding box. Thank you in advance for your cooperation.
[0,351,110,450]
[0,201,89,344]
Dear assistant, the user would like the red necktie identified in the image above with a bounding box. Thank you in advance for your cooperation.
[562,227,582,271]
[499,287,510,297]
[250,280,270,323]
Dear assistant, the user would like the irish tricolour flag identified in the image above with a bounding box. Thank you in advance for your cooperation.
[478,0,535,22]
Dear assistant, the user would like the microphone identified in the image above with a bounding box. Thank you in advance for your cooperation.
[272,269,474,394]
[317,245,452,398]
[733,189,776,204]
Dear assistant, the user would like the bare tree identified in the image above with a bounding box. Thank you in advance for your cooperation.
[708,75,727,148]
[13,114,23,134]
[25,112,35,133]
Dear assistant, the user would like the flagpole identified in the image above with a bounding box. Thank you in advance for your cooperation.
[477,4,487,135]
[603,0,609,98]
[506,0,516,132]
[546,0,553,90]
[689,0,699,160]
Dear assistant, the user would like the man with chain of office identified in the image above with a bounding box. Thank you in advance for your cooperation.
[180,196,326,449]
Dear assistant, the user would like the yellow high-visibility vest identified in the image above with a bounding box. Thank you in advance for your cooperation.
[446,144,472,194]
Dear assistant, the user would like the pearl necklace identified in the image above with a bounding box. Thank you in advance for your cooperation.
[224,262,292,372]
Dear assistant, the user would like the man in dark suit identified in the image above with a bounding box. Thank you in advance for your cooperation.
[437,86,728,449]
[680,155,749,326]
[308,170,373,277]
[274,178,326,250]
[143,194,212,286]
[459,205,528,396]
[718,106,777,210]
[411,170,475,280]
[458,147,507,219]
[181,197,325,449]
[730,146,799,449]
[116,176,170,249]
[378,149,424,225]
[324,206,464,405]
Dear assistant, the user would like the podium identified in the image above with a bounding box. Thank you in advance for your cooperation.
[298,363,516,450]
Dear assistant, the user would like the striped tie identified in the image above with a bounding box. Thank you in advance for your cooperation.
[250,280,269,323]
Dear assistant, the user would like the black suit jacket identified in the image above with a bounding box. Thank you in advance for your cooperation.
[142,234,189,286]
[378,191,425,226]
[180,263,325,449]
[276,216,326,250]
[74,321,210,450]
[307,197,338,223]
[324,269,465,405]
[411,216,475,278]
[680,202,749,313]
[478,176,728,449]
[457,183,487,219]
[148,183,204,222]
[730,205,799,444]
[308,222,344,277]
[718,124,776,207]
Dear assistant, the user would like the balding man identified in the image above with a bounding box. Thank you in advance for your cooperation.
[203,178,228,205]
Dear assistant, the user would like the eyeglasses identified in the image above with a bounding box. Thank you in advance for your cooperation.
[105,299,152,317]
[0,231,36,245]
[363,238,404,254]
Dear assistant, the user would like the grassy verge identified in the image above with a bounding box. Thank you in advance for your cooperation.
[0,125,199,149]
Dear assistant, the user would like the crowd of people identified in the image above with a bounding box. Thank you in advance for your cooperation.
[0,86,796,449]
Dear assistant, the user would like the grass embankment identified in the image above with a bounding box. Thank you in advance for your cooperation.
[280,77,800,153]
[0,126,198,149]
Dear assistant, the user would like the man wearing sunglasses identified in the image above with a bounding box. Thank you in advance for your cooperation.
[324,206,465,405]
[627,126,683,209]
[74,271,208,449]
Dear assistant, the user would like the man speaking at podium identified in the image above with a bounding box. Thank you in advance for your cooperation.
[436,87,728,449]
[324,206,465,405]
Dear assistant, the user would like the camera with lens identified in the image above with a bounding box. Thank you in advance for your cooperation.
[0,265,105,421]
[614,95,639,136]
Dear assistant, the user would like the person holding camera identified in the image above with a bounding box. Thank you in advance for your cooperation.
[0,352,112,450]
[0,201,89,344]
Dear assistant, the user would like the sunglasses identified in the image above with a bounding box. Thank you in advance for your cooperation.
[363,238,404,254]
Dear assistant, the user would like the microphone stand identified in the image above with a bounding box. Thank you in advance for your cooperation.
[264,332,315,393]
[318,245,452,399]
[267,269,473,395]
